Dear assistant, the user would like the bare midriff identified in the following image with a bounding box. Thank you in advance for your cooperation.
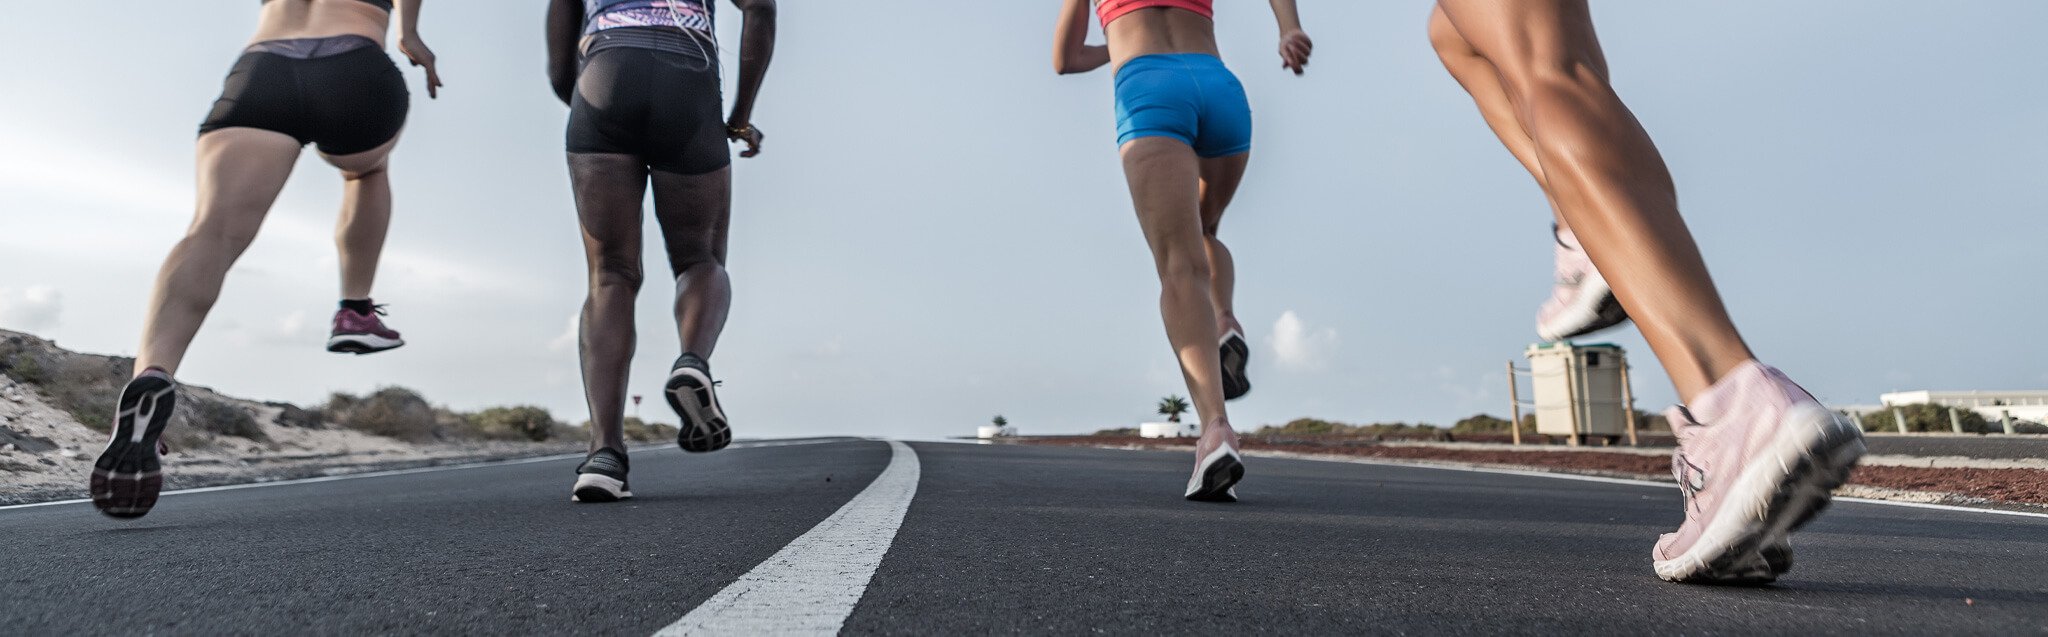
[1102,7,1218,73]
[249,0,390,47]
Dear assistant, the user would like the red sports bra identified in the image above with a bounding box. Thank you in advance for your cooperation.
[1097,0,1213,28]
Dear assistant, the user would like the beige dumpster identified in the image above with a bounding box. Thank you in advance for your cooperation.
[1526,342,1630,445]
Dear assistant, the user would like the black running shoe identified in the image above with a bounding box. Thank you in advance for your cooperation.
[1184,445,1244,503]
[666,353,731,452]
[572,448,632,503]
[1219,329,1251,401]
[91,370,177,518]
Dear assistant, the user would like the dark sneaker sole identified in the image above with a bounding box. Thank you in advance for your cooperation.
[1753,428,1865,578]
[326,335,404,355]
[1185,452,1244,503]
[571,474,631,503]
[666,367,731,453]
[1557,293,1631,341]
[91,376,176,519]
[1220,334,1251,401]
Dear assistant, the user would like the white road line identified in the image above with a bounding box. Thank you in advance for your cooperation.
[1249,451,2048,520]
[655,440,921,636]
[0,439,851,512]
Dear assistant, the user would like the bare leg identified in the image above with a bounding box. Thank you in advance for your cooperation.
[1428,6,1584,226]
[1198,153,1249,335]
[649,167,734,358]
[324,137,401,300]
[569,153,649,455]
[1435,0,1754,400]
[134,128,304,376]
[1120,137,1237,453]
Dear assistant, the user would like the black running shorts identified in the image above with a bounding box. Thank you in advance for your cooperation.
[567,45,730,175]
[197,37,410,156]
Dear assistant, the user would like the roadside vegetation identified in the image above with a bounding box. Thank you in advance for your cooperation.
[0,329,648,449]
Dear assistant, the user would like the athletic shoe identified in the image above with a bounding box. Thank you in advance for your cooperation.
[1536,225,1629,342]
[1652,361,1865,584]
[1184,433,1244,503]
[91,370,177,519]
[1219,329,1251,401]
[571,448,632,503]
[666,353,730,453]
[327,304,404,354]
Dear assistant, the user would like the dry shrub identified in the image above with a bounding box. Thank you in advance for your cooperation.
[329,387,438,442]
[176,391,266,441]
[622,417,679,442]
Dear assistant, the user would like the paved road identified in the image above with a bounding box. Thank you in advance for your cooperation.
[1861,434,2048,460]
[3,439,2043,634]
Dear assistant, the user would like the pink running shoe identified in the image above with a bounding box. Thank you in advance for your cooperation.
[1652,361,1864,584]
[327,304,405,354]
[1536,225,1629,342]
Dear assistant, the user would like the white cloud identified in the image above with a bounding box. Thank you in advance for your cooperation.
[1270,310,1338,372]
[548,313,580,353]
[0,286,63,332]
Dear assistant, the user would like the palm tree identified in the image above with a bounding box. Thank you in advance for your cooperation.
[991,415,1008,428]
[1156,395,1190,423]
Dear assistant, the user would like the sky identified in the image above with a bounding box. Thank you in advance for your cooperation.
[1,2,2044,439]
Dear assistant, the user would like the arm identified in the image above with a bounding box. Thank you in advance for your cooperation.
[726,0,777,158]
[1269,0,1312,75]
[546,0,582,105]
[394,0,443,98]
[1051,0,1108,75]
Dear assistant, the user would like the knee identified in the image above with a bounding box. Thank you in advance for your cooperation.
[665,240,722,276]
[182,218,260,255]
[1155,248,1212,287]
[340,163,388,182]
[589,254,644,293]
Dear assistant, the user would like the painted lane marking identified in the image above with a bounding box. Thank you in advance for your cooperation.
[0,438,852,512]
[655,440,921,636]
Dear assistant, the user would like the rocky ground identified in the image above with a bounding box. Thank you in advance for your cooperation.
[0,373,582,505]
[1017,435,2048,510]
[0,330,589,506]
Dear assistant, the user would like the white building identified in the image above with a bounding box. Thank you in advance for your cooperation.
[1879,390,2048,424]
[1139,421,1199,438]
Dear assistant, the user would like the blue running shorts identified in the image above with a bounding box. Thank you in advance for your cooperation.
[1112,53,1252,158]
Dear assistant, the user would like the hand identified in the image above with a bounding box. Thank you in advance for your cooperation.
[399,35,444,98]
[728,120,764,158]
[1278,29,1312,75]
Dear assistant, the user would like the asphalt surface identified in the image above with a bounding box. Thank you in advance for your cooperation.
[3,439,2043,635]
[1861,434,2048,461]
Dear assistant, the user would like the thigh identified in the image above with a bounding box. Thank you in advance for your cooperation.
[568,153,650,274]
[1119,137,1205,263]
[649,166,732,271]
[1433,0,1608,81]
[188,128,303,245]
[1197,153,1248,234]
